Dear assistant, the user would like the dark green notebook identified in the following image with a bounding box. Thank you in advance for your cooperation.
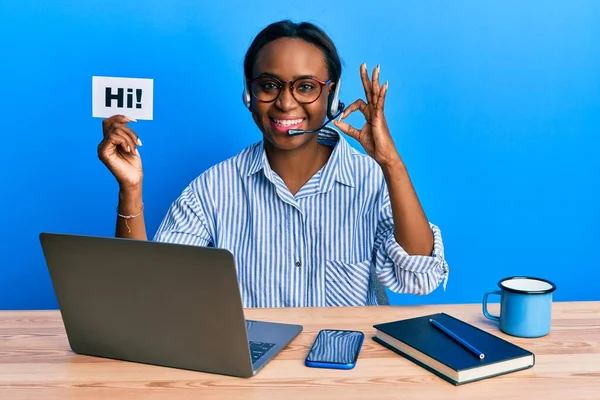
[373,313,535,385]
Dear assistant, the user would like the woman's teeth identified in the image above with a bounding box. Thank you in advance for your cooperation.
[273,118,303,126]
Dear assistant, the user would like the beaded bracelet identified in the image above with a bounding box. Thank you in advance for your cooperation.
[117,203,144,233]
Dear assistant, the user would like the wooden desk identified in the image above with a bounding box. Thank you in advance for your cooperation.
[0,302,598,399]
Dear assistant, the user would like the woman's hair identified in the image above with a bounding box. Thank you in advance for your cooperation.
[243,20,342,83]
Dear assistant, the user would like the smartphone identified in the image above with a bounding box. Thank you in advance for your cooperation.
[304,329,365,370]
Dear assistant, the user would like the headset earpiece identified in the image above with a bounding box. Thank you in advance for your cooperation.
[327,77,344,120]
[242,79,251,109]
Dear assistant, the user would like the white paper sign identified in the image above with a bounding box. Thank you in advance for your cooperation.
[92,76,154,120]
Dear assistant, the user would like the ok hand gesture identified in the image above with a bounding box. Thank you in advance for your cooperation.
[333,64,401,167]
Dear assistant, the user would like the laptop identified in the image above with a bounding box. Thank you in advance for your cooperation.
[39,232,303,378]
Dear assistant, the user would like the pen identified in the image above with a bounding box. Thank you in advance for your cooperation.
[429,318,485,360]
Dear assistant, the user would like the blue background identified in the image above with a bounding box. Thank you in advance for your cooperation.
[1,0,598,309]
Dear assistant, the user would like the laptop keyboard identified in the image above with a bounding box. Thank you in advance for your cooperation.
[249,341,276,364]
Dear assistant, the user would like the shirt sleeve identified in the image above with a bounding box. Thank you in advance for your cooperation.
[152,177,214,247]
[373,187,450,295]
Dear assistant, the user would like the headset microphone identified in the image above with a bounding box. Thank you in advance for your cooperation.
[287,105,345,136]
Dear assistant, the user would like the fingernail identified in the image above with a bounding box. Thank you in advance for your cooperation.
[363,63,367,70]
[125,116,137,122]
[135,148,140,156]
[137,138,143,146]
[127,146,131,153]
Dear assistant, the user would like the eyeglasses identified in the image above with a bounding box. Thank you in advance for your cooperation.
[249,76,331,105]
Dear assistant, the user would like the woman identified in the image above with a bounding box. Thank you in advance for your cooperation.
[97,20,449,308]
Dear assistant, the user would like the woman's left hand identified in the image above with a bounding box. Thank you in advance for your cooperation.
[333,64,401,167]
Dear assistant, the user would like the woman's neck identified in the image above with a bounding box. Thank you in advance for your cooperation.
[264,135,333,196]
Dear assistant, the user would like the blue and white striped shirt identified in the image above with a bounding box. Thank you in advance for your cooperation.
[153,128,449,308]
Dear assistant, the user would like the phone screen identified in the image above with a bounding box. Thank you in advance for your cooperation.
[305,330,364,365]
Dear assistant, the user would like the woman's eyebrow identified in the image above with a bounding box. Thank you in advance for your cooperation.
[255,72,319,80]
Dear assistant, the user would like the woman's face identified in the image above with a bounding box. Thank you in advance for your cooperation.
[250,37,333,151]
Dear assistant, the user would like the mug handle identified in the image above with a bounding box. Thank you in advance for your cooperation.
[482,290,502,321]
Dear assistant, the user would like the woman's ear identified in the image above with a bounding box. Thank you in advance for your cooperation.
[329,82,336,94]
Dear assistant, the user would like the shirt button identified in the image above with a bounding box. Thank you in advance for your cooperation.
[295,261,301,267]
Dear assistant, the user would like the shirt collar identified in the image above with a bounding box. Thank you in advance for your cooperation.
[245,127,355,189]
[246,141,269,177]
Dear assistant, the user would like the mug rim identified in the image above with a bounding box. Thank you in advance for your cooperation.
[498,276,557,294]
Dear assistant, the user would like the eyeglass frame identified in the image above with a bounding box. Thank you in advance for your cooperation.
[247,75,333,105]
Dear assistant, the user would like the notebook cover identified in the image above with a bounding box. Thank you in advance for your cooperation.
[372,336,461,385]
[373,312,535,385]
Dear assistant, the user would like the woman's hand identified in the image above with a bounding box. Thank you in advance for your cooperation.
[97,114,144,190]
[333,64,401,167]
